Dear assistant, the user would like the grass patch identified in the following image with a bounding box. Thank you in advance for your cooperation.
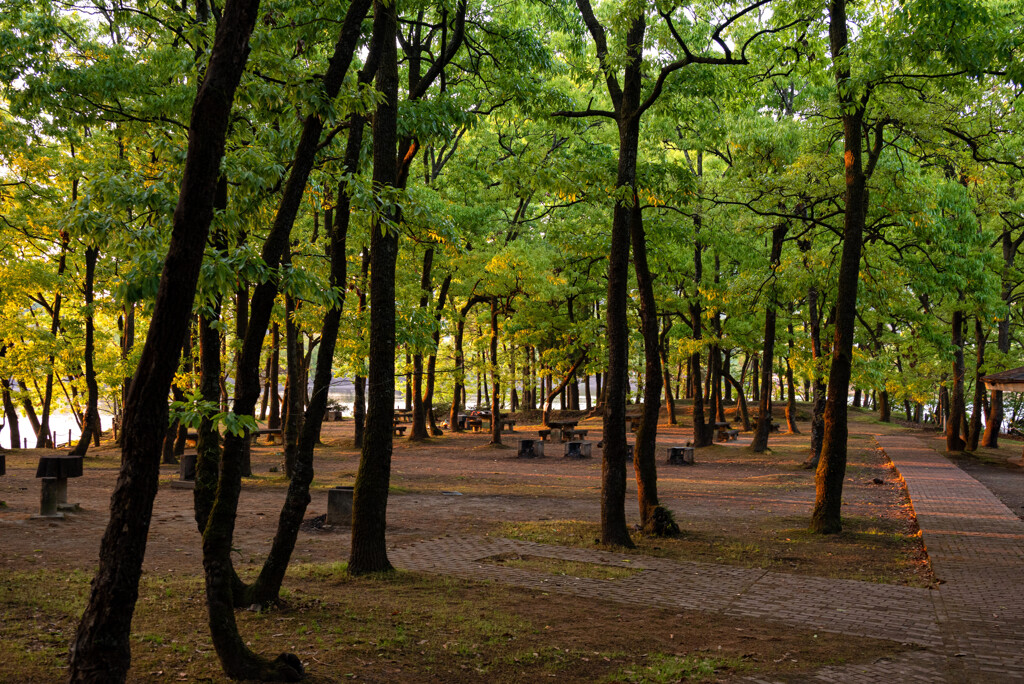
[0,563,903,683]
[484,552,642,580]
[499,515,932,586]
[609,654,746,683]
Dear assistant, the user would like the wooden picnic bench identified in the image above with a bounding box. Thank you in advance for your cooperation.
[394,425,407,436]
[500,418,516,432]
[538,429,552,441]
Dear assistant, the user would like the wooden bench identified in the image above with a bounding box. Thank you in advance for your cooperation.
[538,429,552,441]
[500,418,516,432]
[565,429,589,441]
[253,428,282,444]
[393,425,407,436]
[467,418,483,432]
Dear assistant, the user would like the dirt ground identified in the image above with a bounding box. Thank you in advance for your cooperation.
[1,410,919,576]
[0,408,949,682]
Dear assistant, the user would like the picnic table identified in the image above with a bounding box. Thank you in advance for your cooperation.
[393,410,413,424]
[546,420,579,442]
[35,454,84,517]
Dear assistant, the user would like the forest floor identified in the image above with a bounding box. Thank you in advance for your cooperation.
[1,404,1020,682]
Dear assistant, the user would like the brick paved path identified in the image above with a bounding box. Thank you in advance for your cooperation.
[389,435,1024,682]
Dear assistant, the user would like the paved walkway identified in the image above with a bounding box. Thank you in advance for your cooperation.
[388,435,1024,682]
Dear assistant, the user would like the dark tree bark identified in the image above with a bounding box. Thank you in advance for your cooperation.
[811,0,885,534]
[1,378,19,450]
[804,287,828,469]
[353,248,369,447]
[282,285,303,477]
[947,310,967,452]
[425,275,452,436]
[785,324,800,434]
[542,351,589,426]
[630,197,672,534]
[36,231,69,449]
[267,324,281,430]
[983,231,1015,447]
[245,157,354,605]
[410,249,435,441]
[448,294,482,431]
[751,225,787,453]
[488,297,502,446]
[350,0,404,575]
[72,245,102,455]
[724,371,752,431]
[659,322,677,425]
[967,317,986,451]
[200,0,372,675]
[68,2,264,679]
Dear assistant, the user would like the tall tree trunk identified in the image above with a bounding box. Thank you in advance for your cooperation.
[267,324,281,430]
[350,0,401,574]
[283,286,303,477]
[947,310,967,452]
[409,249,434,441]
[804,286,828,468]
[488,297,502,446]
[967,317,986,451]
[245,164,353,605]
[752,226,786,453]
[68,3,265,679]
[660,323,677,425]
[37,231,69,449]
[983,234,1014,447]
[811,0,880,533]
[425,276,451,436]
[353,248,369,447]
[785,325,800,434]
[72,245,102,455]
[198,1,372,675]
[2,377,20,450]
[631,201,672,534]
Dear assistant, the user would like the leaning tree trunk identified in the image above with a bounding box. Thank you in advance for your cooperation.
[724,371,752,431]
[245,158,354,605]
[68,2,265,679]
[198,1,372,676]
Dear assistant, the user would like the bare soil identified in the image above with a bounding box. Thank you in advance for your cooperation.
[0,407,928,681]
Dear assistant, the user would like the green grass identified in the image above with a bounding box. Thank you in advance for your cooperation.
[484,552,642,580]
[608,654,747,683]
